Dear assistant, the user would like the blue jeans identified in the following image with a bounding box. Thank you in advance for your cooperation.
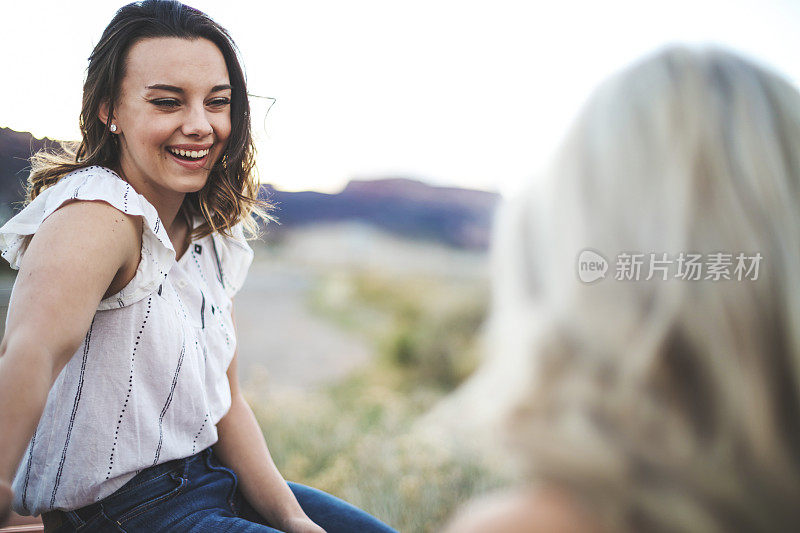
[44,446,397,532]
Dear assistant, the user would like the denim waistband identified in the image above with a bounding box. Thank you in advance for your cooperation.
[42,447,212,528]
[123,447,208,488]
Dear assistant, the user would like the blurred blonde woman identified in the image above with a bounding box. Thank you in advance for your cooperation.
[445,45,800,532]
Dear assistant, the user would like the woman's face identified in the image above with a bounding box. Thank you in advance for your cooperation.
[107,36,232,204]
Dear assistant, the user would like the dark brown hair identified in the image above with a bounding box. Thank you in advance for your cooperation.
[27,0,271,240]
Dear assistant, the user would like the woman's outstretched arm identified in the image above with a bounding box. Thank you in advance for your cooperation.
[0,200,141,526]
[213,304,325,533]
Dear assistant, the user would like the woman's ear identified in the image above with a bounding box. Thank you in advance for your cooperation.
[98,100,113,126]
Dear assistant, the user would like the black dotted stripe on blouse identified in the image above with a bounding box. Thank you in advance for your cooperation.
[191,413,209,455]
[20,428,36,514]
[106,297,152,480]
[50,316,96,509]
[152,337,186,466]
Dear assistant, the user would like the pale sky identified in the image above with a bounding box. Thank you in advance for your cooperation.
[2,0,798,195]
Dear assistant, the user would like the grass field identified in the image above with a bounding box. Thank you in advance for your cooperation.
[241,238,510,532]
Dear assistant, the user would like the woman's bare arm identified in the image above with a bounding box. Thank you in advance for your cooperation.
[212,305,324,533]
[0,199,140,523]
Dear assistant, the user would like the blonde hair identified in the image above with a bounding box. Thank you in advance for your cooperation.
[491,44,800,532]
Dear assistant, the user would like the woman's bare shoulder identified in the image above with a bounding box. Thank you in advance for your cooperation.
[39,198,142,257]
[21,198,143,292]
[443,487,601,533]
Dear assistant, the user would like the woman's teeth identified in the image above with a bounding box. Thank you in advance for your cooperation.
[167,147,210,160]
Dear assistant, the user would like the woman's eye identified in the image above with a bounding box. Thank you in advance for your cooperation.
[151,99,180,108]
[208,98,231,107]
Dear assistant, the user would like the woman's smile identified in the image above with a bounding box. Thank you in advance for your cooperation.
[166,143,214,169]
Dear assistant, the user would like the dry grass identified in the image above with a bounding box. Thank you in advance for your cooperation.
[243,268,507,532]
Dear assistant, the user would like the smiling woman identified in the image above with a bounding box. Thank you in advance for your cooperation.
[0,1,397,532]
[24,1,265,249]
[98,36,234,231]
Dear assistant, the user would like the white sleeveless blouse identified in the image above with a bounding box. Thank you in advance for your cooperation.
[0,166,254,516]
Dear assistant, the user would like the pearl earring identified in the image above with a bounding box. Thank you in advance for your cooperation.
[110,124,118,133]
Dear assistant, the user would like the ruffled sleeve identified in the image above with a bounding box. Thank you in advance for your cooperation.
[0,165,176,310]
[209,220,254,299]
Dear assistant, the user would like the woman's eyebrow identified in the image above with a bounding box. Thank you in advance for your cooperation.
[145,83,232,93]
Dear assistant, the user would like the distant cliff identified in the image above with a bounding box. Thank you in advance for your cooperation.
[0,127,500,249]
[262,179,499,249]
[0,127,59,220]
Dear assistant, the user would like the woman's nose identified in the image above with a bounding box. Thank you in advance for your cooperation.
[182,104,213,137]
